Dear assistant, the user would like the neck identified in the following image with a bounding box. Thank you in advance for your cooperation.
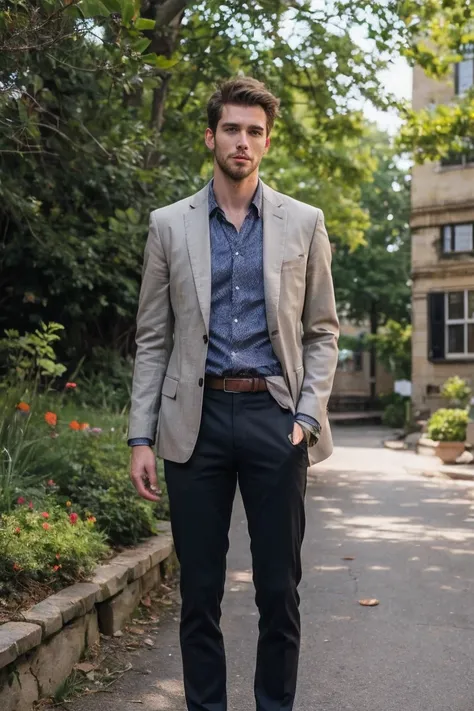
[212,164,259,213]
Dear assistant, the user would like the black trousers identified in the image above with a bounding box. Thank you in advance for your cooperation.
[164,388,308,711]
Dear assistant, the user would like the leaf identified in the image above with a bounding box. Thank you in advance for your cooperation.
[141,54,179,69]
[358,599,380,607]
[133,38,152,54]
[134,18,156,30]
[120,0,135,26]
[77,0,111,18]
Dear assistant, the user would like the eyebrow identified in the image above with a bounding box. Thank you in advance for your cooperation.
[221,122,265,132]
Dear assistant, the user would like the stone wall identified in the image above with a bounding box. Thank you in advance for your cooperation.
[0,525,175,711]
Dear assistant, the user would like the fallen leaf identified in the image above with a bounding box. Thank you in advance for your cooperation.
[144,638,154,647]
[358,599,379,607]
[128,626,145,635]
[74,662,96,674]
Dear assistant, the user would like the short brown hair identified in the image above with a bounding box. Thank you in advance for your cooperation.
[207,77,280,135]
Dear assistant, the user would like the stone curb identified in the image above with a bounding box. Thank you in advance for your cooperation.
[0,524,174,675]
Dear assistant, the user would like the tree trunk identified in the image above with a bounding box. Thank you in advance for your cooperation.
[369,300,378,404]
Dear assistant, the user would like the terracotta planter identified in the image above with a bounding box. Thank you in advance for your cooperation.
[433,440,465,464]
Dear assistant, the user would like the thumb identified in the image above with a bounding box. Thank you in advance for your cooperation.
[145,456,160,493]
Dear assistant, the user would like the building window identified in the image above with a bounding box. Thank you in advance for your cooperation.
[455,46,474,94]
[445,290,474,357]
[442,223,474,253]
[440,140,474,167]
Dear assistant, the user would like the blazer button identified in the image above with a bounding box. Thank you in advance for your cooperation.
[203,335,208,344]
[198,378,204,387]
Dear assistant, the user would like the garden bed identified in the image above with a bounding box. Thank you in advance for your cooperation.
[0,523,176,711]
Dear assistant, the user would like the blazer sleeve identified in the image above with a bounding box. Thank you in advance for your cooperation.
[128,212,174,441]
[296,208,339,425]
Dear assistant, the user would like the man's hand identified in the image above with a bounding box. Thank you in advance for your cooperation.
[291,421,305,445]
[130,446,161,502]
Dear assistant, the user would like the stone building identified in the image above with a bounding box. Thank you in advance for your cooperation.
[411,47,474,413]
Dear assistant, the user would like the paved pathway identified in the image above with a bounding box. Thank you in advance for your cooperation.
[68,426,474,710]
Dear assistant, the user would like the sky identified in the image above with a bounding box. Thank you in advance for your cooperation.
[365,56,413,135]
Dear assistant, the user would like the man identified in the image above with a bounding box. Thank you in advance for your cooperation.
[128,77,339,711]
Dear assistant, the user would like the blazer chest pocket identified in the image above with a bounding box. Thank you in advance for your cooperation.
[281,257,306,297]
[162,375,178,399]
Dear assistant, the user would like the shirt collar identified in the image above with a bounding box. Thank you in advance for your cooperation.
[208,179,263,218]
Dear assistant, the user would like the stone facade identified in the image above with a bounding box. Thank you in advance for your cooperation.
[411,56,474,413]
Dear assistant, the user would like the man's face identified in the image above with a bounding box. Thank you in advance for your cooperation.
[205,103,270,181]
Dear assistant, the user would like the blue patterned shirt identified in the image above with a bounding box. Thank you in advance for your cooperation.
[129,180,320,447]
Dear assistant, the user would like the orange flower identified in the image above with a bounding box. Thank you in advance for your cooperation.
[16,402,30,413]
[41,512,49,519]
[13,562,21,571]
[80,423,90,430]
[66,500,72,507]
[87,516,97,524]
[53,564,62,571]
[69,420,80,431]
[55,553,61,560]
[44,412,57,427]
[42,522,51,530]
[65,382,77,389]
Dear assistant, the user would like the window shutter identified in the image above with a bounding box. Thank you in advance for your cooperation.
[428,292,445,361]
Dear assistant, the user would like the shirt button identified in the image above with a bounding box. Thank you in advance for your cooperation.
[235,252,239,255]
[234,319,238,323]
[203,335,208,344]
[235,286,240,290]
[198,378,204,387]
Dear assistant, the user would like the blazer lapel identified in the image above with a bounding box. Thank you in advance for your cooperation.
[184,185,211,334]
[262,183,287,334]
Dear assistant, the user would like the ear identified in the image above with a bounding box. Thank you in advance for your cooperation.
[205,128,215,151]
[264,136,271,153]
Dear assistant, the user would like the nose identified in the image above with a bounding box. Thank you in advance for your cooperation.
[236,131,249,151]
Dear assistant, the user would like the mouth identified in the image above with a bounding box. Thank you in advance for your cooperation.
[232,155,250,161]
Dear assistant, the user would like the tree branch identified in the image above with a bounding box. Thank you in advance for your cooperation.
[155,0,191,27]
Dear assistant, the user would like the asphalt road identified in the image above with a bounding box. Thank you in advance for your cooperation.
[64,426,474,711]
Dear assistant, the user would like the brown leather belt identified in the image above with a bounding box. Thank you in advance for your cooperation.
[205,376,268,393]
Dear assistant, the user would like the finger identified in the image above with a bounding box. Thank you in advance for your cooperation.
[292,422,304,445]
[131,466,160,502]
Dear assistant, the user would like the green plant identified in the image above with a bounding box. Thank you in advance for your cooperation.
[441,376,471,409]
[369,321,412,380]
[427,408,468,442]
[382,402,406,428]
[0,502,109,595]
[53,433,168,546]
[0,322,66,387]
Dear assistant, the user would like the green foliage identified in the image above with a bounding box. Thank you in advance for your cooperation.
[441,376,472,409]
[0,502,109,595]
[332,132,411,329]
[382,402,407,429]
[53,432,168,546]
[75,348,133,414]
[0,322,66,386]
[370,320,412,380]
[427,408,469,442]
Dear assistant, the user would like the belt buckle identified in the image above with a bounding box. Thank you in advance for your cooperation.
[223,378,240,393]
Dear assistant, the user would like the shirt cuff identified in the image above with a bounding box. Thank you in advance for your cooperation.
[128,437,153,447]
[295,413,321,447]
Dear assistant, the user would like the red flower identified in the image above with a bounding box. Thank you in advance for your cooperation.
[44,412,57,427]
[15,527,21,534]
[69,512,79,525]
[47,479,55,487]
[65,382,77,389]
[16,402,30,413]
[28,501,34,509]
[42,522,50,530]
[13,562,21,571]
[69,420,80,431]
[53,564,62,571]
[80,422,90,431]
[17,497,25,505]
[41,512,49,519]
[55,553,61,560]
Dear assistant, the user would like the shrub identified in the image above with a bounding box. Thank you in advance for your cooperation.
[0,502,109,595]
[440,376,471,409]
[382,402,406,428]
[53,433,168,547]
[427,408,468,442]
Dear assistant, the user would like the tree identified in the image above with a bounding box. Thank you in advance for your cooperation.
[332,129,411,398]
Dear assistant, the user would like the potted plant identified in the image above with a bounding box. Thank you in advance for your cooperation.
[426,408,468,463]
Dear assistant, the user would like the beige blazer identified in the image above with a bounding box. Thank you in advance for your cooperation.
[128,181,339,466]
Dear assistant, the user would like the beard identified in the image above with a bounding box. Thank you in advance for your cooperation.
[214,146,258,182]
